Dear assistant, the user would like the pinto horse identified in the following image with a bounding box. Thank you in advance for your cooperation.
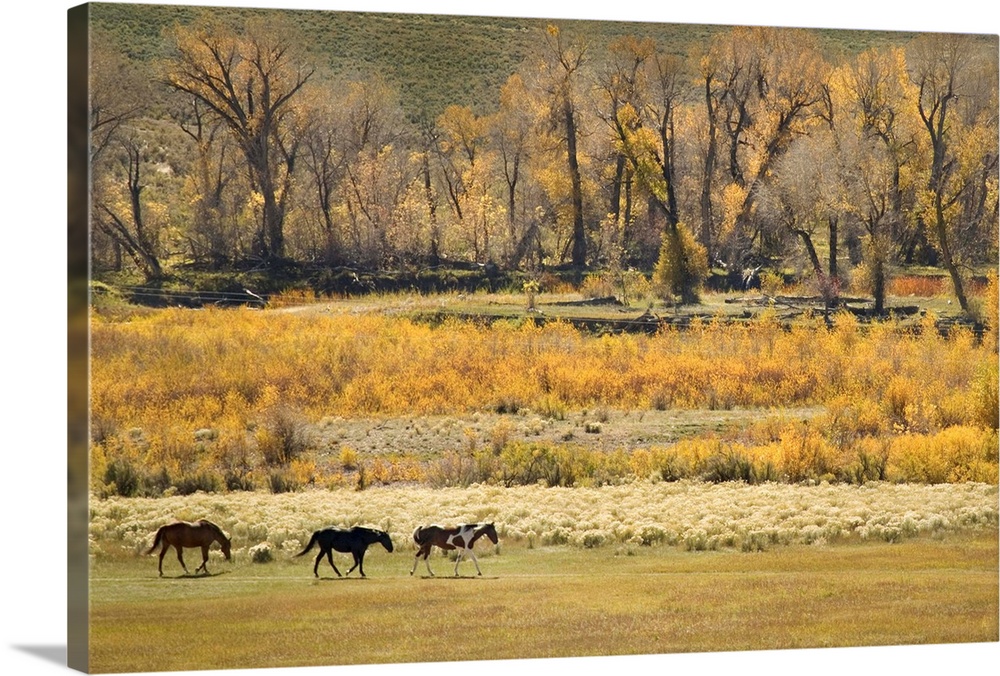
[145,519,232,577]
[296,526,394,578]
[410,523,498,577]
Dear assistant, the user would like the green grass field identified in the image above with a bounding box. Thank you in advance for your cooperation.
[88,531,998,673]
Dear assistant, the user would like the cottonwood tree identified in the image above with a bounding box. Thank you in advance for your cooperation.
[93,136,165,281]
[434,105,482,222]
[831,47,922,311]
[172,97,239,268]
[759,135,839,280]
[838,132,900,312]
[838,48,921,260]
[89,36,159,276]
[600,36,705,302]
[89,37,148,164]
[299,94,350,265]
[338,78,418,267]
[487,74,538,267]
[693,45,727,262]
[706,27,828,272]
[947,43,999,270]
[907,33,996,312]
[537,24,588,268]
[433,104,504,262]
[165,17,314,263]
[597,36,652,235]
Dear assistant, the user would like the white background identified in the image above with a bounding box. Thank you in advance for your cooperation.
[2,1,997,675]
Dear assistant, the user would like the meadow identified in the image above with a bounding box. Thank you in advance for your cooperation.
[89,533,999,672]
[84,285,1000,671]
[89,488,998,673]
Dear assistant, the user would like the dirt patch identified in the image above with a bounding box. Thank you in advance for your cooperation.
[306,406,823,470]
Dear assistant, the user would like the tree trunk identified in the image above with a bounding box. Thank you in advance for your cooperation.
[934,198,969,312]
[828,215,838,282]
[565,98,586,268]
[423,151,440,266]
[610,153,626,223]
[659,119,679,231]
[700,74,717,262]
[872,256,886,314]
[793,229,824,281]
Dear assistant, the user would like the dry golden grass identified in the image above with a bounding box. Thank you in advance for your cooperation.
[88,529,998,672]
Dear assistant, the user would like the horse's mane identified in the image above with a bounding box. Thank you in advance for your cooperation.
[196,519,227,539]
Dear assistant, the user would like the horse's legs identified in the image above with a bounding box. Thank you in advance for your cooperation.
[410,545,434,576]
[175,546,189,575]
[196,545,210,574]
[346,549,363,577]
[467,549,483,576]
[325,547,342,577]
[312,550,323,577]
[453,549,464,576]
[157,545,168,576]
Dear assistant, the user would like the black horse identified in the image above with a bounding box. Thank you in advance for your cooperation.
[296,526,394,578]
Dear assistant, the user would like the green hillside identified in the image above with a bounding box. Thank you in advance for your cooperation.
[87,3,919,121]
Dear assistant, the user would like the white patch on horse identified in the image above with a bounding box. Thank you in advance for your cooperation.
[410,523,498,577]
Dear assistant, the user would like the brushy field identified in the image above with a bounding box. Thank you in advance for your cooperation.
[89,295,998,495]
[90,482,998,559]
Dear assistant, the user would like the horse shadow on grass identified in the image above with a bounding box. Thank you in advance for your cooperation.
[158,570,230,580]
[414,575,500,580]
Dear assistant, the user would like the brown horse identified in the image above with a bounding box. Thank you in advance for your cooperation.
[145,519,232,577]
[410,523,498,577]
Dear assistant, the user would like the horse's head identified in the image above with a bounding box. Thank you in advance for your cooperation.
[380,531,394,553]
[481,523,499,545]
[221,536,232,561]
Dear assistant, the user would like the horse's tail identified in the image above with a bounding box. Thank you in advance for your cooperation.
[413,526,430,546]
[296,531,320,557]
[145,526,165,555]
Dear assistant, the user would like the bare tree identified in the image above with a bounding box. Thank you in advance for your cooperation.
[165,17,314,263]
[94,137,164,281]
[539,25,588,269]
[908,33,991,312]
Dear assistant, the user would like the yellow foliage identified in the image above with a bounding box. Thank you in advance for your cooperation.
[91,305,998,490]
[338,445,359,471]
[889,427,999,484]
[652,224,709,303]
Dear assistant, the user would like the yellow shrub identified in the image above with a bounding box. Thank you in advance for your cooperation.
[339,445,360,471]
[777,423,836,483]
[889,427,999,484]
